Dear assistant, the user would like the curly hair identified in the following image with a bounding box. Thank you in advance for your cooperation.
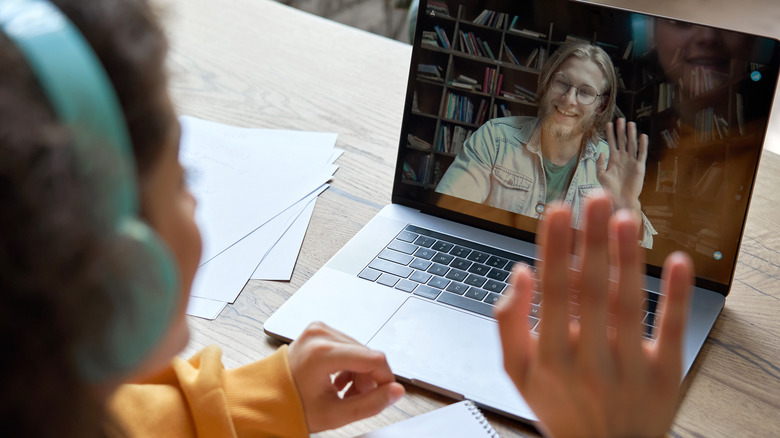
[0,0,170,435]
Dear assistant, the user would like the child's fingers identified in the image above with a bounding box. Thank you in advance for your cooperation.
[655,252,694,369]
[537,205,575,361]
[610,209,646,375]
[329,382,405,425]
[496,264,536,388]
[576,197,613,362]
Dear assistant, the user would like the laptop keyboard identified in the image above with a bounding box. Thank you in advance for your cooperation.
[358,225,660,340]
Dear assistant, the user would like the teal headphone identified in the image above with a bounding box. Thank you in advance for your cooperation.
[0,0,179,381]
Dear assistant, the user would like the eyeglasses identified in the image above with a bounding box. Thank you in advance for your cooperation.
[549,73,604,105]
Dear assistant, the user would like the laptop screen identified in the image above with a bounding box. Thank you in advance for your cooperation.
[393,0,780,292]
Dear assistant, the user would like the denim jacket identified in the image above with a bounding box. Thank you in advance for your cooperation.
[436,116,656,248]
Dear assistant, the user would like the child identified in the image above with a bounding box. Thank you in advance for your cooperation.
[0,0,692,436]
[0,0,402,436]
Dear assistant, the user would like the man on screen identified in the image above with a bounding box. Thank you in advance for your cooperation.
[436,42,656,248]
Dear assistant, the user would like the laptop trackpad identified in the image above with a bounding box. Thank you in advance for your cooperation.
[367,297,534,420]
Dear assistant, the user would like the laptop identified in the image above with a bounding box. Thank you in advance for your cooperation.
[265,0,780,423]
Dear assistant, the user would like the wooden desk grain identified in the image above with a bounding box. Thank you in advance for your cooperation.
[161,0,780,436]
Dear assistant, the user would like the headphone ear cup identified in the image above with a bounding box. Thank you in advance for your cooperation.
[78,219,179,381]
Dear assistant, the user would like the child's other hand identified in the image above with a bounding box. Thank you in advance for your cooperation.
[495,195,693,438]
[287,322,405,433]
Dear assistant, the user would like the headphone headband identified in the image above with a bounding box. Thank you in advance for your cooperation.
[0,0,137,222]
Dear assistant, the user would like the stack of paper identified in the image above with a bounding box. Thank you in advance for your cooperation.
[178,116,341,319]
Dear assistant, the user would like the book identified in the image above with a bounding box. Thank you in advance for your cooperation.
[509,27,547,39]
[565,34,589,44]
[503,42,520,65]
[434,25,450,49]
[421,31,439,47]
[481,40,496,60]
[513,84,537,100]
[426,1,450,17]
[622,40,634,59]
[449,74,480,91]
[525,47,539,67]
[407,133,433,150]
[417,63,443,81]
[355,400,500,437]
[655,156,678,193]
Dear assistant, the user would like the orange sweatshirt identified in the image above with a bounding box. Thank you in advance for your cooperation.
[109,345,309,437]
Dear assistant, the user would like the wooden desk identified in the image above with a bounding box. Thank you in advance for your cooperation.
[163,0,780,436]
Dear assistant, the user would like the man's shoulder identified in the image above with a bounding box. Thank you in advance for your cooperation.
[484,115,538,129]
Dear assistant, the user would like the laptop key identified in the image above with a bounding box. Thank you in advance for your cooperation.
[465,288,488,301]
[446,282,469,295]
[396,230,418,243]
[486,256,509,269]
[410,271,432,283]
[467,263,491,276]
[486,268,510,282]
[410,258,432,270]
[451,258,472,270]
[431,252,455,265]
[467,251,490,263]
[388,240,417,254]
[431,241,454,252]
[395,279,417,293]
[450,245,471,257]
[414,285,441,300]
[437,291,494,318]
[414,236,436,248]
[427,263,449,276]
[414,247,436,260]
[445,268,468,282]
[358,267,381,282]
[484,292,502,305]
[368,259,412,278]
[643,312,657,328]
[377,273,400,287]
[484,279,505,293]
[378,249,414,265]
[428,276,450,289]
[464,274,487,288]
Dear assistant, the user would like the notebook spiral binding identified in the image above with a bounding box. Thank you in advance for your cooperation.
[465,400,501,438]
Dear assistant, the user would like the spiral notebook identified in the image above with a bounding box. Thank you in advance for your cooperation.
[356,400,500,438]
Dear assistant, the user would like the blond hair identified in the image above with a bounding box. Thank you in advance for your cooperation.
[537,42,618,142]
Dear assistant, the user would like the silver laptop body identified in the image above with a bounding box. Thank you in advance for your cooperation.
[265,0,779,422]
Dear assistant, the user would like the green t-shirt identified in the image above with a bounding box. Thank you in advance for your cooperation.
[543,154,579,203]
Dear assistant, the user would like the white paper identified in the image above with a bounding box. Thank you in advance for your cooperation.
[250,194,318,280]
[178,116,338,263]
[356,401,499,438]
[186,296,228,320]
[189,185,327,303]
[250,148,343,280]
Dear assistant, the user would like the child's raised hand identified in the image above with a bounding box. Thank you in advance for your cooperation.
[495,195,693,438]
[287,322,405,433]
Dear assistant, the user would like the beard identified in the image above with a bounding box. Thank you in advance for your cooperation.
[540,102,599,142]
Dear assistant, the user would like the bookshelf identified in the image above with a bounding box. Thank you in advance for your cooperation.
[405,2,556,188]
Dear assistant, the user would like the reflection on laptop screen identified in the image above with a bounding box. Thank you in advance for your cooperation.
[394,0,780,292]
